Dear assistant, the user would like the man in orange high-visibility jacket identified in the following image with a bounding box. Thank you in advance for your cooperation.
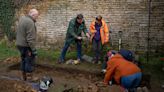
[104,49,142,89]
[90,15,109,64]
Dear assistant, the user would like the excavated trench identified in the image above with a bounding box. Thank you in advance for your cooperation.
[0,63,122,92]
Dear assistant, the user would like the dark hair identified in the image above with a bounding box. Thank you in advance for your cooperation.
[77,14,83,19]
[96,15,102,21]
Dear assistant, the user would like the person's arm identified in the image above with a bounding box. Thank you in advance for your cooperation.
[68,20,78,38]
[82,21,90,38]
[103,20,109,43]
[83,20,87,34]
[89,21,96,34]
[89,21,96,41]
[25,20,36,51]
[104,60,115,84]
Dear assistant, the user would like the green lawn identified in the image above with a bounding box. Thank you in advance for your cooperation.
[0,41,19,60]
[0,39,78,62]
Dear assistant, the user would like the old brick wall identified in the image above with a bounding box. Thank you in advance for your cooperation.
[18,0,164,52]
[149,0,164,53]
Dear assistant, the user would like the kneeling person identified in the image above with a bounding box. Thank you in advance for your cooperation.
[104,49,142,90]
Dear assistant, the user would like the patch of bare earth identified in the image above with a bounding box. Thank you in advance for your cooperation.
[1,57,162,92]
[0,78,36,92]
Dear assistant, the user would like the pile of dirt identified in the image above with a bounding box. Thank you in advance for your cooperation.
[0,78,36,92]
[3,57,20,64]
[0,62,157,92]
[0,63,123,92]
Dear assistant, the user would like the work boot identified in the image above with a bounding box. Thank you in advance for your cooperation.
[136,87,142,92]
[142,86,149,92]
[92,57,97,64]
[65,59,74,64]
[57,58,64,64]
[77,58,81,62]
[98,61,102,64]
[128,88,137,92]
[161,84,164,89]
[22,72,27,81]
[26,73,39,82]
[93,61,98,64]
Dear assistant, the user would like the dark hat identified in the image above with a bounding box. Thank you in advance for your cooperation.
[77,14,83,19]
[119,49,133,61]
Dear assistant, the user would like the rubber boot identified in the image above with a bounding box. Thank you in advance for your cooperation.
[27,73,39,82]
[22,72,27,81]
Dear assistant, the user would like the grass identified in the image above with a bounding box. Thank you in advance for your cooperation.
[0,39,101,72]
[0,39,79,62]
[139,54,164,90]
[37,48,78,61]
[0,39,164,87]
[0,40,19,60]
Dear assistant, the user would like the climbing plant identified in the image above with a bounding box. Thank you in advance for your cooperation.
[0,0,16,40]
[0,0,44,40]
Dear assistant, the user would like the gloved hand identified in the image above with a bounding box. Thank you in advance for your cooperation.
[77,36,82,40]
[101,69,107,74]
[32,49,37,56]
[86,33,90,38]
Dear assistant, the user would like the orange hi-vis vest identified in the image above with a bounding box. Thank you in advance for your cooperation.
[90,19,109,45]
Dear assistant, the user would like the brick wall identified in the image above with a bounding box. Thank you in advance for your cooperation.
[149,0,164,53]
[19,0,164,52]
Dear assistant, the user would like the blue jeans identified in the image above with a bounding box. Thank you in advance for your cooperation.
[60,41,82,62]
[17,46,35,73]
[121,72,142,89]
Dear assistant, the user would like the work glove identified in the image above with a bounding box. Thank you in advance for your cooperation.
[86,33,90,38]
[77,36,82,40]
[32,49,37,56]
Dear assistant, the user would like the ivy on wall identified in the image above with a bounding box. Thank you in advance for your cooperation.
[0,0,16,40]
[0,0,44,40]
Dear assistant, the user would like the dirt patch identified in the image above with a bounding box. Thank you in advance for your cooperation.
[0,78,36,92]
[1,59,163,92]
[3,56,20,64]
[0,62,123,92]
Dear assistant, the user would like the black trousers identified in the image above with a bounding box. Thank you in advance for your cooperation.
[92,39,102,62]
[17,46,35,73]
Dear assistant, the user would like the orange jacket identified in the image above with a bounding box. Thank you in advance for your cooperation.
[89,19,109,45]
[104,54,141,84]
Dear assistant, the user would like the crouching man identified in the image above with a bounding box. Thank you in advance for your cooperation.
[104,49,142,91]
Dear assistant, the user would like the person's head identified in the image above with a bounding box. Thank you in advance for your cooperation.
[107,50,117,60]
[28,9,39,21]
[95,15,102,24]
[118,49,134,61]
[76,14,84,24]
